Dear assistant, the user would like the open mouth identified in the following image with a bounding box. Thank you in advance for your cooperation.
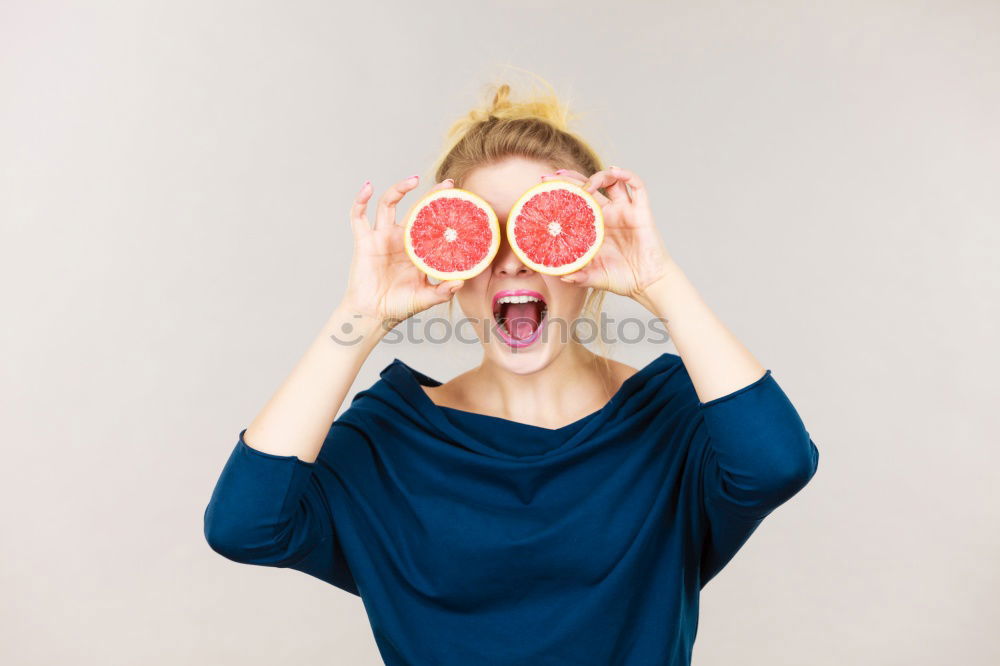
[492,289,548,348]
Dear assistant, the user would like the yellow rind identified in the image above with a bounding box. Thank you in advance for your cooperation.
[505,179,605,276]
[403,187,501,282]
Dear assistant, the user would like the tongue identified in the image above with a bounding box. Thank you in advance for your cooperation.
[505,302,540,340]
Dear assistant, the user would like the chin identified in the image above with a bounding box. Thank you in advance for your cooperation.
[486,339,555,375]
[483,313,576,375]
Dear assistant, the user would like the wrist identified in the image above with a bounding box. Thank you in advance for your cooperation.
[325,304,386,349]
[633,256,683,316]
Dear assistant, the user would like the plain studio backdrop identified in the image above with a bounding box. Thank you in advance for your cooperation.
[2,1,998,664]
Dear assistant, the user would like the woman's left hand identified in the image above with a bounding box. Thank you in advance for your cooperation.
[544,166,673,302]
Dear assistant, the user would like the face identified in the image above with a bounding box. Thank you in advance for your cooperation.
[456,156,590,375]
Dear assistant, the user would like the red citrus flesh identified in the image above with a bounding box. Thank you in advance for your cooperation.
[404,189,500,281]
[507,181,604,275]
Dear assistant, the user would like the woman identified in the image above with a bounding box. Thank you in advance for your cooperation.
[204,81,819,665]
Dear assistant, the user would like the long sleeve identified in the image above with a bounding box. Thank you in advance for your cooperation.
[196,353,819,663]
[203,428,358,595]
[695,369,820,585]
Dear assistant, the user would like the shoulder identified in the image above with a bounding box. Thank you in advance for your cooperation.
[421,369,478,410]
[598,352,687,389]
[602,355,642,390]
[333,358,429,430]
[612,352,698,410]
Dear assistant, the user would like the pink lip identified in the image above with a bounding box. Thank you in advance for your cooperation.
[491,289,546,309]
[491,289,547,349]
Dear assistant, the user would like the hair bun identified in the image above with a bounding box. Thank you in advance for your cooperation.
[489,83,512,114]
[465,74,575,133]
[432,68,603,195]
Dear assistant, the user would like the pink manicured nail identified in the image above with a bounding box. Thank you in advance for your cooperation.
[407,174,419,181]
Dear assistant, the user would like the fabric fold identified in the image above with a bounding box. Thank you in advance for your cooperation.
[203,428,358,595]
[202,353,820,665]
[695,370,820,583]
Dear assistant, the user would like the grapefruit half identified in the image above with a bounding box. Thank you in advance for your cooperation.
[403,188,500,281]
[506,180,604,276]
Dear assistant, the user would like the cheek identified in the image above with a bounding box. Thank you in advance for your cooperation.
[545,278,588,315]
[456,275,491,316]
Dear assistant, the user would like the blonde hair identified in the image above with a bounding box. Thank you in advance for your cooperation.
[433,69,615,376]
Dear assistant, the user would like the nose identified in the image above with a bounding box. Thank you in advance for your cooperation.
[492,231,533,277]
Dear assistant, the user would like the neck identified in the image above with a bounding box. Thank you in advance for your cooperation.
[469,342,614,428]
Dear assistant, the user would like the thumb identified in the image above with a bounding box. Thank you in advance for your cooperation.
[559,268,595,287]
[436,279,465,294]
[417,279,464,309]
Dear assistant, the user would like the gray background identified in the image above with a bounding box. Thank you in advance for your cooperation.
[2,1,998,664]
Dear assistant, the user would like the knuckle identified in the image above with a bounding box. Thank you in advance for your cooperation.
[379,191,401,207]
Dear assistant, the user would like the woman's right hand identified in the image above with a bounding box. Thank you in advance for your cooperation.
[339,174,464,332]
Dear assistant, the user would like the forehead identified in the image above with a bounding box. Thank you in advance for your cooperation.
[462,156,556,219]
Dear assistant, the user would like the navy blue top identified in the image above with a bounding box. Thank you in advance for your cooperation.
[204,352,819,665]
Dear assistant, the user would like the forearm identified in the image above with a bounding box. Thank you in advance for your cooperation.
[636,256,767,404]
[243,305,384,463]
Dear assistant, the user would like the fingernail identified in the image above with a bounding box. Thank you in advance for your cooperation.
[360,179,370,189]
[407,174,419,181]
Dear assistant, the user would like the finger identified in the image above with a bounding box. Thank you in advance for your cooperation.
[375,174,420,231]
[542,170,611,207]
[436,279,464,294]
[419,278,464,309]
[552,169,587,185]
[601,165,632,204]
[584,167,631,205]
[350,179,373,235]
[592,166,649,209]
[430,178,455,193]
[559,267,600,289]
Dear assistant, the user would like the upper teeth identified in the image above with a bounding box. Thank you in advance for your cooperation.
[497,295,542,304]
